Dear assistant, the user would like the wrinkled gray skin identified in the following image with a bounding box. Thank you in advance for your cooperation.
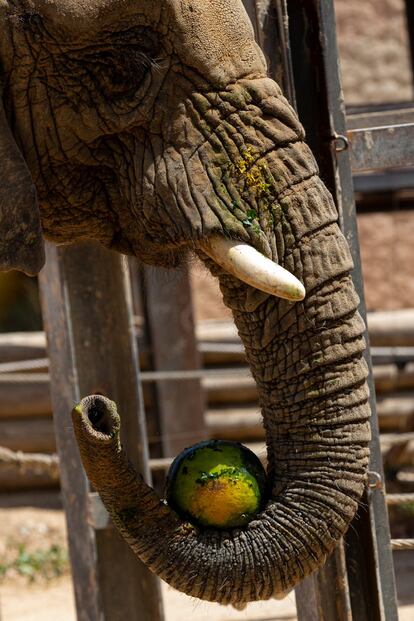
[0,0,370,606]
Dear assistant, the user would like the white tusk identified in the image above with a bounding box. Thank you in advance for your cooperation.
[199,236,305,302]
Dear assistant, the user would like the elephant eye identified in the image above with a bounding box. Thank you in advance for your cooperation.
[91,48,154,96]
[88,28,159,98]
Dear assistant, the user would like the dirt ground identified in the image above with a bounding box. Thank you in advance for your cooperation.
[0,496,413,621]
[0,497,297,621]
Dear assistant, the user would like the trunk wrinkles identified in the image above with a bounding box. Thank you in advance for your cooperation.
[72,80,371,606]
[72,220,370,605]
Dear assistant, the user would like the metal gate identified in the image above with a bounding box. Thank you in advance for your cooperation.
[32,1,414,620]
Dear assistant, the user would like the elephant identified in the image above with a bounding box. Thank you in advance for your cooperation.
[0,0,371,607]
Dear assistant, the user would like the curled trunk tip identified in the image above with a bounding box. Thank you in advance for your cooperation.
[72,395,126,492]
[73,395,120,441]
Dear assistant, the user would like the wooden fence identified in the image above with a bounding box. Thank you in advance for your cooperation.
[1,311,414,491]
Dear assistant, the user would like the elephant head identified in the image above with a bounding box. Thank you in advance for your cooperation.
[0,0,370,605]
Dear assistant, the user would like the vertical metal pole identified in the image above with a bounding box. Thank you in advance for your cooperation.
[40,241,164,621]
[285,1,399,620]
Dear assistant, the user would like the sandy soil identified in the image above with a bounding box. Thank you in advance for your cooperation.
[0,503,296,621]
[0,579,298,621]
[0,502,413,621]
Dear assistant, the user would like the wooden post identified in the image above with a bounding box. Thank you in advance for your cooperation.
[140,264,206,458]
[295,545,352,621]
[39,240,164,621]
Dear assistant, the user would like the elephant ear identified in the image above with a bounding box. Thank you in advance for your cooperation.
[0,86,45,275]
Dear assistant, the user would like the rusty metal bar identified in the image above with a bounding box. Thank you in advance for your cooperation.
[311,1,399,618]
[346,104,414,130]
[285,2,365,618]
[348,123,414,172]
[353,169,414,197]
[253,9,355,617]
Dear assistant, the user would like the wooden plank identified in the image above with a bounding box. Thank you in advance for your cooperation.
[0,375,51,418]
[207,395,414,437]
[295,545,352,621]
[141,265,206,457]
[196,320,239,343]
[0,308,414,368]
[4,430,414,494]
[383,438,414,471]
[204,374,257,404]
[207,407,262,440]
[40,241,164,621]
[39,242,103,621]
[60,241,164,621]
[2,390,414,462]
[0,468,58,492]
[2,366,414,432]
[0,417,55,453]
[0,447,59,492]
[376,393,414,431]
[374,363,414,394]
[368,310,414,347]
[0,332,45,362]
[0,358,48,373]
[95,528,165,621]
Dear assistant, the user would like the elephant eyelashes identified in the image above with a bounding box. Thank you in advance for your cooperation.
[91,49,153,97]
[19,12,43,33]
[90,28,160,98]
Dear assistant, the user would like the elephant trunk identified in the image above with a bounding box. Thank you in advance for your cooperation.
[72,199,371,604]
[72,76,370,607]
